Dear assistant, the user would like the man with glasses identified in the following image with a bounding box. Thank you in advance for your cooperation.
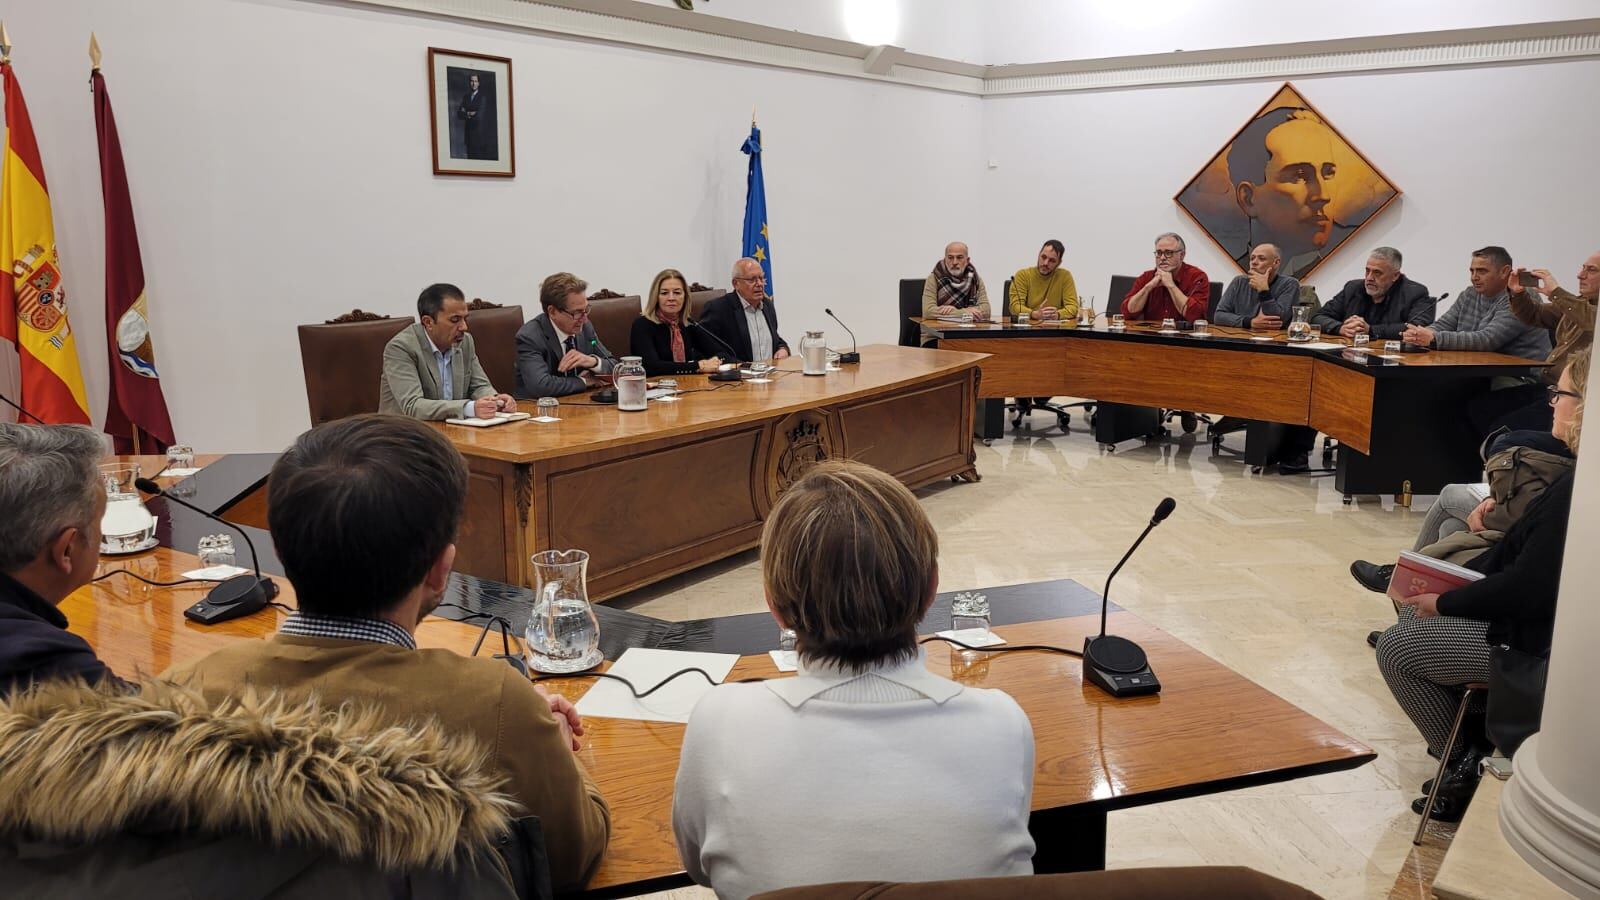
[699,257,790,363]
[1121,232,1211,324]
[513,272,616,398]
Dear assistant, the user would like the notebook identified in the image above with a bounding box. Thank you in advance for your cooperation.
[1387,550,1485,604]
[445,411,533,428]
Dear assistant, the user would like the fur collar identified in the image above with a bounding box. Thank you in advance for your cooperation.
[0,680,517,870]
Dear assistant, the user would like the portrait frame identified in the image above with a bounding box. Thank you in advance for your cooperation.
[427,47,515,177]
[1174,82,1400,282]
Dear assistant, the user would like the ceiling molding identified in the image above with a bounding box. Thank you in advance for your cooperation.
[325,0,1600,96]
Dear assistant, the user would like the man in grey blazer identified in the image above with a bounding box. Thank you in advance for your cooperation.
[379,283,514,420]
[514,272,616,399]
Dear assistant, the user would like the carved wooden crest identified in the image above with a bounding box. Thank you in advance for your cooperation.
[763,408,838,507]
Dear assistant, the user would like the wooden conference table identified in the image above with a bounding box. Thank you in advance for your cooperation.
[74,459,1374,896]
[432,344,980,597]
[919,318,1547,500]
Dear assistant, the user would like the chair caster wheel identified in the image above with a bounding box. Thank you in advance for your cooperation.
[1250,466,1263,474]
[1057,414,1071,430]
[1100,443,1115,453]
[1342,496,1354,506]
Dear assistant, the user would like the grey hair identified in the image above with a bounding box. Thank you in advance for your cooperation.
[1155,232,1186,252]
[0,424,104,571]
[1369,246,1403,269]
[731,257,760,280]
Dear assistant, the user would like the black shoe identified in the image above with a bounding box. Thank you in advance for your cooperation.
[1278,452,1311,474]
[1350,561,1395,594]
[1367,630,1381,649]
[1414,752,1484,822]
[1180,412,1198,433]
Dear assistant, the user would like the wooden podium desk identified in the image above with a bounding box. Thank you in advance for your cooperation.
[67,543,1373,897]
[440,344,983,597]
[919,319,1546,500]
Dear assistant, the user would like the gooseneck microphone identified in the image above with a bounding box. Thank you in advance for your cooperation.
[1084,497,1175,697]
[135,477,279,624]
[823,308,861,365]
[1,392,46,424]
[690,321,747,381]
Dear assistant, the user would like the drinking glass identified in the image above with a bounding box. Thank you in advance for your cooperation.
[1015,309,1030,327]
[525,549,602,673]
[197,534,237,569]
[535,396,560,421]
[165,444,195,471]
[1193,319,1209,336]
[1110,314,1126,331]
[1161,318,1177,332]
[657,378,679,401]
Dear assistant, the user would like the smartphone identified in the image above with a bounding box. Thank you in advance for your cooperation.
[1518,271,1541,288]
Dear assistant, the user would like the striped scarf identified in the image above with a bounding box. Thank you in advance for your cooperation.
[933,261,980,308]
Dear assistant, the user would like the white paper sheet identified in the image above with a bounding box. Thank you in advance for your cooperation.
[1300,341,1346,350]
[769,650,799,672]
[934,628,1007,648]
[161,467,202,477]
[575,648,739,723]
[181,564,251,581]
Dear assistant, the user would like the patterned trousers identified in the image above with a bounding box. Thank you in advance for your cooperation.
[1376,605,1490,759]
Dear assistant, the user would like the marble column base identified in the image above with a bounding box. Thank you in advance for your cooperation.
[1501,733,1600,899]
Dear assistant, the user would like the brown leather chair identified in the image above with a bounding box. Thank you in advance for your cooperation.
[465,300,524,394]
[586,295,641,358]
[296,313,413,426]
[689,288,726,322]
[752,866,1319,900]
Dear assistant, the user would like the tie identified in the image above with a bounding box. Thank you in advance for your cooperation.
[564,336,576,353]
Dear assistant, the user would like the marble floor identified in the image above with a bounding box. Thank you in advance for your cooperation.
[615,413,1464,899]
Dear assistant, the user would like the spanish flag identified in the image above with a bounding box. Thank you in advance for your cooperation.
[1,57,91,424]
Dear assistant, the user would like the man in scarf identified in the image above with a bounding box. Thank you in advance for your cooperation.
[920,242,991,346]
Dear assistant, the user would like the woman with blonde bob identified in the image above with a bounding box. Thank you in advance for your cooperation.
[629,268,723,376]
[672,460,1035,900]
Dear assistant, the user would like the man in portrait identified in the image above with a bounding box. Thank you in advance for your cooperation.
[1226,107,1354,280]
[456,71,494,160]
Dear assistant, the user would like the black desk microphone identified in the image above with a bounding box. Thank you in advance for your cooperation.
[691,322,747,381]
[135,477,279,624]
[1083,497,1175,697]
[824,308,861,364]
[1,392,46,424]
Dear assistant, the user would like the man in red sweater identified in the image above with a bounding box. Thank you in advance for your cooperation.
[1122,232,1211,323]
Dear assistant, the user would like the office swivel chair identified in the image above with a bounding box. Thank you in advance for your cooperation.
[1000,277,1094,432]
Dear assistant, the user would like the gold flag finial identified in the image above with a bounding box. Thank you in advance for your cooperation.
[89,32,102,70]
[1,22,12,64]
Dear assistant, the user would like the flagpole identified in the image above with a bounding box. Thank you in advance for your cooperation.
[89,32,101,71]
[1,21,12,63]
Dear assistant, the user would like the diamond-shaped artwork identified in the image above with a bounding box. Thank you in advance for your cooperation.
[1175,82,1401,282]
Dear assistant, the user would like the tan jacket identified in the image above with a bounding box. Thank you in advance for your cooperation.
[163,635,610,892]
[1509,286,1596,382]
[379,323,497,420]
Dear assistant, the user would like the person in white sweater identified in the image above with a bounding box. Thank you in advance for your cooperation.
[671,460,1036,900]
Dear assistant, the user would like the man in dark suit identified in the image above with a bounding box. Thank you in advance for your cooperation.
[457,73,491,160]
[698,257,790,363]
[514,272,616,399]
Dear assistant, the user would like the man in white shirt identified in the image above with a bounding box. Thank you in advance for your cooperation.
[699,258,790,363]
[378,282,513,420]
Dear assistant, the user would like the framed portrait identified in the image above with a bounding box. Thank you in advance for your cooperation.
[427,48,515,177]
[1175,83,1400,281]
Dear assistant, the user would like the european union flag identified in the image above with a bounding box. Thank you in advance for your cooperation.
[740,125,773,298]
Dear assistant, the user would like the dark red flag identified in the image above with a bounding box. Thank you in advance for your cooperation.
[93,67,175,452]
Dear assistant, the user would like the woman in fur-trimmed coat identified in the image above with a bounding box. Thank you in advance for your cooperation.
[0,680,530,899]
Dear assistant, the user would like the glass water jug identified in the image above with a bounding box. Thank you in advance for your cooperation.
[801,330,828,375]
[98,462,156,553]
[1287,306,1314,342]
[615,356,648,411]
[525,549,602,673]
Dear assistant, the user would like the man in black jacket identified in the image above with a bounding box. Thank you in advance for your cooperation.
[1311,246,1434,339]
[699,257,790,363]
[0,424,124,696]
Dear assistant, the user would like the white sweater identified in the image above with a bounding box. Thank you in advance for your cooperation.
[671,651,1036,900]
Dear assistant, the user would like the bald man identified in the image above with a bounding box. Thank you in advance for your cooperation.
[922,242,991,325]
[1213,243,1301,329]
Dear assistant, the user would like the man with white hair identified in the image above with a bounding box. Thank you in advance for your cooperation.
[1311,246,1434,340]
[0,424,124,696]
[699,257,790,363]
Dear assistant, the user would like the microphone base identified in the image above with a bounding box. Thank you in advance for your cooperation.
[185,574,279,625]
[836,352,861,365]
[709,369,743,382]
[1082,634,1161,697]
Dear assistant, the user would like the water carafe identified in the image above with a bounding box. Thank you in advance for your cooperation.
[615,356,648,411]
[525,549,602,673]
[801,330,827,375]
[98,462,156,553]
[1287,305,1314,342]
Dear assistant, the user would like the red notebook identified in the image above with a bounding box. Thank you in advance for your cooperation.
[1387,550,1485,604]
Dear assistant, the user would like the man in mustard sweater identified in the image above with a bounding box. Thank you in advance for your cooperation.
[1009,239,1080,410]
[1009,239,1080,323]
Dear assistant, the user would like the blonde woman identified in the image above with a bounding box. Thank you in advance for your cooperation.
[672,460,1034,899]
[629,269,723,376]
[1380,350,1587,821]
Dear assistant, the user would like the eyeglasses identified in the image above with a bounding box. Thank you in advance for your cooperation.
[559,306,591,320]
[734,275,767,284]
[1154,249,1182,259]
[1548,386,1580,406]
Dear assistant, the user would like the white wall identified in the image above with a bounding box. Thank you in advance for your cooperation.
[980,61,1600,305]
[630,0,987,61]
[5,0,982,451]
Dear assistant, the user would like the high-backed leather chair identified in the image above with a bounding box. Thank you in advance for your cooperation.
[898,279,925,347]
[296,312,413,426]
[689,289,726,323]
[586,295,641,358]
[465,299,525,393]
